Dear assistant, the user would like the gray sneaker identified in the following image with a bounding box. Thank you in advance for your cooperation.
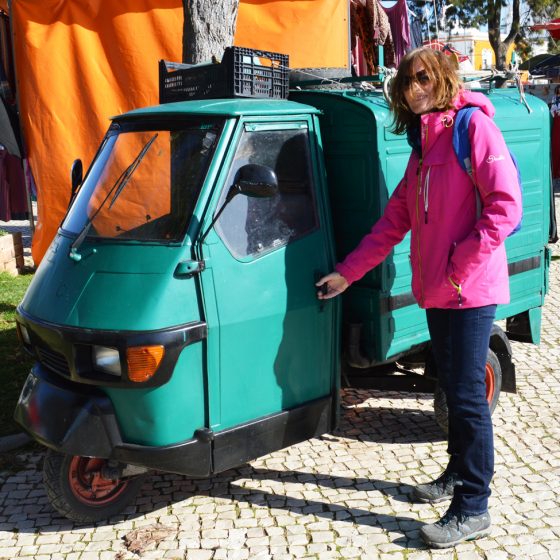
[420,510,491,549]
[412,471,462,503]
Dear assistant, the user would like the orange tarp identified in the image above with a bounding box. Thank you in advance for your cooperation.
[237,0,348,69]
[10,0,348,263]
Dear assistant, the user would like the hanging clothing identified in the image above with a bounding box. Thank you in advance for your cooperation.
[381,0,411,66]
[350,0,394,74]
[0,12,14,105]
[408,8,423,50]
[351,36,368,77]
[0,148,28,221]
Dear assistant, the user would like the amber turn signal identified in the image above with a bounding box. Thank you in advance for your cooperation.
[126,345,165,382]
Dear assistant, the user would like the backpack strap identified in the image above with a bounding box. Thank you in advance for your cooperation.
[452,106,482,217]
[452,106,523,237]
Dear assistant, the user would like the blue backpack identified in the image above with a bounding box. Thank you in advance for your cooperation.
[452,106,522,236]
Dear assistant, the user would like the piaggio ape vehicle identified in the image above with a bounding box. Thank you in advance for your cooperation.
[14,48,553,522]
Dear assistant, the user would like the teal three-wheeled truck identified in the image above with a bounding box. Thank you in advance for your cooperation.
[14,50,554,522]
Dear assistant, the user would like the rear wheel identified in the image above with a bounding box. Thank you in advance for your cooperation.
[432,348,502,434]
[43,450,145,523]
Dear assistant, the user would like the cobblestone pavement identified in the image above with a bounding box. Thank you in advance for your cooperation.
[0,198,559,559]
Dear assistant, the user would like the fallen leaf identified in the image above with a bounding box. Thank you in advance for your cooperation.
[122,523,175,555]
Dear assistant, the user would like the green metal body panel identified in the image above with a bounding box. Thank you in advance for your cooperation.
[492,91,550,331]
[103,344,205,446]
[291,88,550,363]
[20,234,201,330]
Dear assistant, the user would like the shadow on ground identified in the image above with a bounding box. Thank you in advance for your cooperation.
[0,394,443,553]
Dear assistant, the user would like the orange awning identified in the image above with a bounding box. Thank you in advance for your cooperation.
[10,0,348,263]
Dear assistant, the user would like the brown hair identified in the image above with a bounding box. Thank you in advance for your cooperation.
[390,47,462,135]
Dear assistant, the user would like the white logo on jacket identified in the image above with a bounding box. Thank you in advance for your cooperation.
[486,154,505,163]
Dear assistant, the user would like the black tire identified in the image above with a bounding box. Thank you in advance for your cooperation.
[43,450,145,523]
[432,348,502,434]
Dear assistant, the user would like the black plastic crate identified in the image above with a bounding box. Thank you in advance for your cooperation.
[159,47,289,104]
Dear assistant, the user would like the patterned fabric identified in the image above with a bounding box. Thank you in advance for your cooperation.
[381,0,411,66]
[350,0,395,74]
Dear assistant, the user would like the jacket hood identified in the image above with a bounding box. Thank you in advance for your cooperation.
[406,89,496,154]
[452,89,495,119]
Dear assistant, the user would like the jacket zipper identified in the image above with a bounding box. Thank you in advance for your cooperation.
[415,156,425,305]
[424,167,431,224]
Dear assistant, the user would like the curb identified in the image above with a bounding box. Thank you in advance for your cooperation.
[0,432,32,453]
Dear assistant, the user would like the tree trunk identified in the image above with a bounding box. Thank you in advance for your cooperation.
[182,0,239,64]
[487,0,520,70]
[487,0,503,69]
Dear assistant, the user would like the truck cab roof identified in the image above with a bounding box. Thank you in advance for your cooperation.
[114,98,320,121]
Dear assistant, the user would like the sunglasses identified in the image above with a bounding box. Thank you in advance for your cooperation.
[403,70,431,89]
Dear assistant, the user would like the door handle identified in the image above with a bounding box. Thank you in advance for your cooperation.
[175,260,205,278]
[314,271,328,311]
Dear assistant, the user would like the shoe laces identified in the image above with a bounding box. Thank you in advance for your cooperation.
[438,510,467,528]
[435,471,459,490]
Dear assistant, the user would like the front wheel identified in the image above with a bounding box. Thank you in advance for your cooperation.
[43,450,146,523]
[433,348,502,434]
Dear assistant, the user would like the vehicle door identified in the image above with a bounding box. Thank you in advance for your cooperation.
[197,118,337,470]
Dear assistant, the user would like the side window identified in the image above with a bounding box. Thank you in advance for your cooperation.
[215,126,318,258]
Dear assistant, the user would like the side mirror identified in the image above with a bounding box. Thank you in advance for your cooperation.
[70,159,83,197]
[199,164,278,244]
[229,164,278,200]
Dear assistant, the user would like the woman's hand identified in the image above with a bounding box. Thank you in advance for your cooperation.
[315,272,349,300]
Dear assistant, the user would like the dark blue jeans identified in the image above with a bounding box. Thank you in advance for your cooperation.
[426,305,497,515]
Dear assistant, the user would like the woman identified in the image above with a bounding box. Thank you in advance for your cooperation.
[316,47,521,548]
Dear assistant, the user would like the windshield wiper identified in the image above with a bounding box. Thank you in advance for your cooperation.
[69,133,158,261]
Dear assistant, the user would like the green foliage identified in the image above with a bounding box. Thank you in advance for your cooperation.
[0,272,34,436]
[526,0,560,21]
[525,1,560,56]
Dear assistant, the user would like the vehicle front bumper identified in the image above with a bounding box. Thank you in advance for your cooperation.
[14,363,212,477]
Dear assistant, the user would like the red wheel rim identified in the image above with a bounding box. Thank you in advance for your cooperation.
[68,456,129,506]
[485,362,495,404]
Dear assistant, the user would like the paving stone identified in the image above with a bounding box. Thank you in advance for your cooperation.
[185,551,216,560]
[2,200,560,559]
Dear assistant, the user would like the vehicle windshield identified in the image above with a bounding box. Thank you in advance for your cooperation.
[62,118,224,242]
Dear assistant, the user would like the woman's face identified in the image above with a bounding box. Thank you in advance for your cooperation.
[403,59,435,115]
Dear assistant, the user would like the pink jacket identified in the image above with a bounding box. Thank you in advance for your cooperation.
[336,90,522,309]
